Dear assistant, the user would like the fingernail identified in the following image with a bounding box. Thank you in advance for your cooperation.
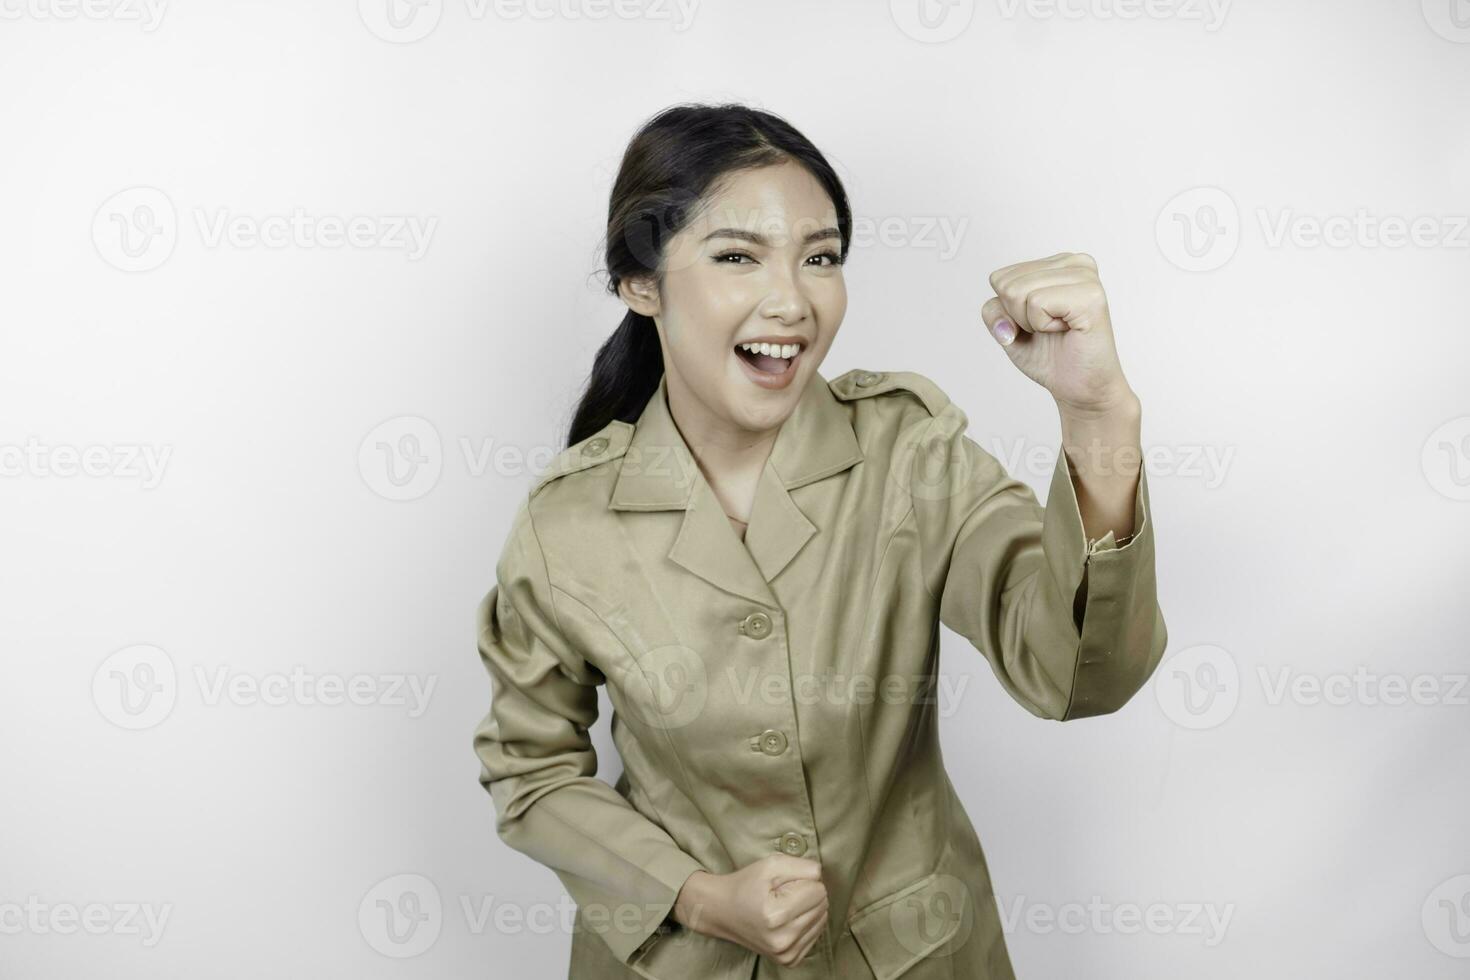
[992,318,1016,346]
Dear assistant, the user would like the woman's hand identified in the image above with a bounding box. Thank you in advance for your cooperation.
[981,251,1137,419]
[671,856,829,967]
[982,250,1145,542]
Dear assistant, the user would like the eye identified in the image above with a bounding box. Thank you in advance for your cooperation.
[808,249,843,267]
[713,250,754,264]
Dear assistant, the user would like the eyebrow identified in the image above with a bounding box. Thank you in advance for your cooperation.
[701,227,842,247]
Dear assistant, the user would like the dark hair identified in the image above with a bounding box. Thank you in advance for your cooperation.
[564,102,853,447]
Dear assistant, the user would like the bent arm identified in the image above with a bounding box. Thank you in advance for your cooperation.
[910,400,1168,721]
[473,501,705,966]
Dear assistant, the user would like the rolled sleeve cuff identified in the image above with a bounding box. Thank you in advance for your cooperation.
[1043,450,1150,583]
[1041,450,1161,720]
[599,849,703,966]
[627,855,758,979]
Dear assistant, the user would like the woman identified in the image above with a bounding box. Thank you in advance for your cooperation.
[473,103,1167,980]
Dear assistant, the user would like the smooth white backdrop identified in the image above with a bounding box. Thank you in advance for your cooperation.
[2,1,1467,977]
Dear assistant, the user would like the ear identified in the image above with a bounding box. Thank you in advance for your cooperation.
[618,274,661,318]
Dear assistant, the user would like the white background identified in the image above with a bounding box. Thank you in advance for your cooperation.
[2,1,1468,977]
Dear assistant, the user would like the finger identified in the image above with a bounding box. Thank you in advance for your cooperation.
[994,268,1096,334]
[988,250,1097,288]
[772,879,828,917]
[767,856,822,891]
[1023,280,1107,335]
[767,855,821,881]
[781,894,829,936]
[771,896,828,961]
[786,904,831,966]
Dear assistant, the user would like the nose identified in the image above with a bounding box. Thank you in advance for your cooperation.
[758,265,812,325]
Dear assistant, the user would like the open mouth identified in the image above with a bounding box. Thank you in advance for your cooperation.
[734,341,802,376]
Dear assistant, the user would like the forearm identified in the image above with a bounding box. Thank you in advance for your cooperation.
[672,870,729,940]
[1057,391,1143,545]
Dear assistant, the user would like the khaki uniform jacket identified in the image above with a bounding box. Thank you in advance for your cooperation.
[473,367,1167,980]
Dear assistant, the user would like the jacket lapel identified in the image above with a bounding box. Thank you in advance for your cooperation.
[609,370,864,606]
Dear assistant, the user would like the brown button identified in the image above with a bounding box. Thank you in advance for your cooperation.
[778,832,807,856]
[855,371,883,387]
[739,612,772,639]
[758,729,788,755]
[581,436,609,456]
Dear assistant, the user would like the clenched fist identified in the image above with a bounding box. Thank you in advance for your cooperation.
[982,251,1137,419]
[672,856,829,967]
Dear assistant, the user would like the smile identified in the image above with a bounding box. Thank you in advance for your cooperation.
[734,340,804,390]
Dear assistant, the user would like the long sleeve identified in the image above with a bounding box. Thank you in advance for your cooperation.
[909,400,1168,721]
[472,498,706,966]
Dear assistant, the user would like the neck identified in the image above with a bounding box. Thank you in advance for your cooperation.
[662,373,779,486]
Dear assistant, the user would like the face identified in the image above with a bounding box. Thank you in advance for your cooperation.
[619,160,847,439]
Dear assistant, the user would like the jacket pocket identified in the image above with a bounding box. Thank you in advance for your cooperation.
[847,866,974,980]
[627,925,757,980]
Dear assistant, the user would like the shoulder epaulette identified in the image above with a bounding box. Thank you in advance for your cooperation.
[828,368,952,417]
[529,420,633,498]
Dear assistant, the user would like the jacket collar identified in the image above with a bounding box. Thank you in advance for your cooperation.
[609,370,864,605]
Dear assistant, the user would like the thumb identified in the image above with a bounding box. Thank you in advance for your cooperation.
[981,296,1020,348]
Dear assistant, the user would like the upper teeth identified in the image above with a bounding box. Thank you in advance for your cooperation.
[738,342,802,359]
